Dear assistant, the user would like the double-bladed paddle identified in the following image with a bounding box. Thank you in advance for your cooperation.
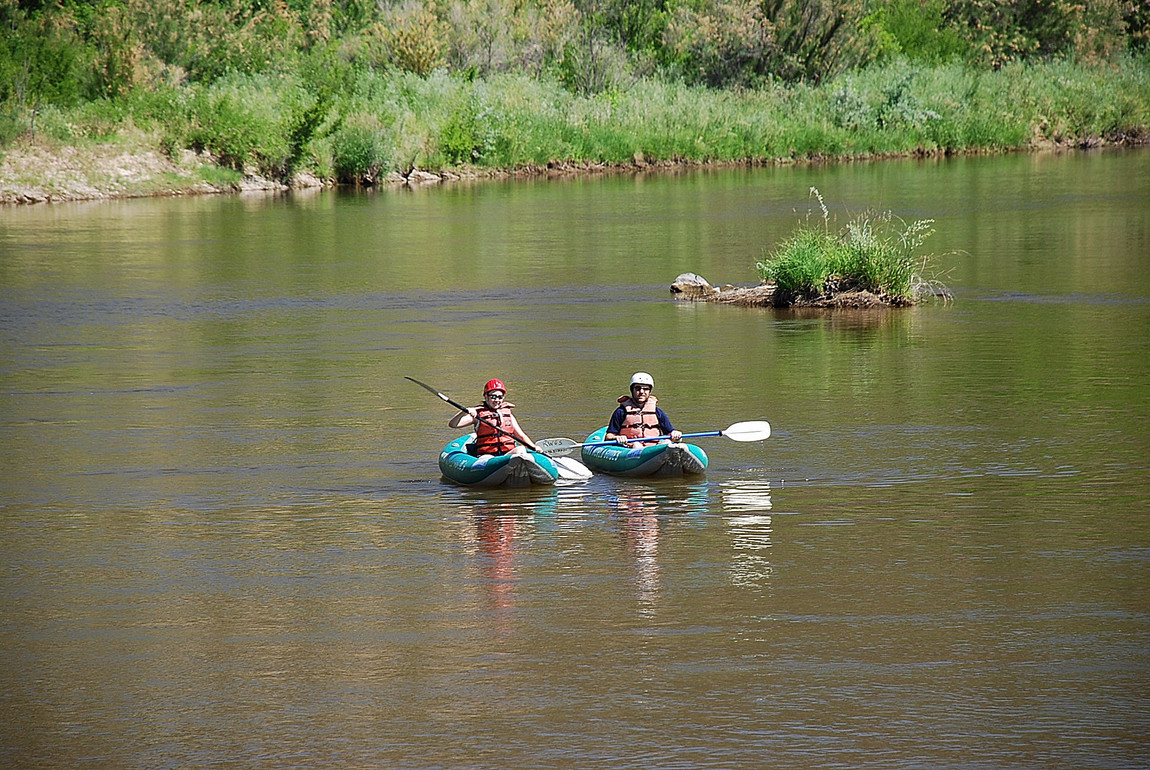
[535,420,772,457]
[405,376,593,480]
[406,376,484,418]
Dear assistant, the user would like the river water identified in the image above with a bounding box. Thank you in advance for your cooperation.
[2,149,1148,768]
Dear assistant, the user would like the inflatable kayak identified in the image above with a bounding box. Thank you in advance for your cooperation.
[439,433,560,487]
[579,427,708,478]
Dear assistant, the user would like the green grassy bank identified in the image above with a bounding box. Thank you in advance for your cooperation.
[2,55,1149,202]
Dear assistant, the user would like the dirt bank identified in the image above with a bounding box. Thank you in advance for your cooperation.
[3,131,1147,206]
[0,139,317,204]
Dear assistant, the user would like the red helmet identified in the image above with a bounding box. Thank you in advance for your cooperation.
[483,379,506,395]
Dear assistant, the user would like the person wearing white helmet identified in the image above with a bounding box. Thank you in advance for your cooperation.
[604,372,682,446]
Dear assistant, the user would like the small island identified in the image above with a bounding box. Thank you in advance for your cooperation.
[672,190,951,308]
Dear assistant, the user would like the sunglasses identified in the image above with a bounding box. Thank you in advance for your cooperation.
[630,385,652,391]
[486,392,506,400]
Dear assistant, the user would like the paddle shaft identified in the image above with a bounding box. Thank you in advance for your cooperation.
[536,421,770,456]
[580,430,719,448]
[404,376,537,450]
[535,432,710,457]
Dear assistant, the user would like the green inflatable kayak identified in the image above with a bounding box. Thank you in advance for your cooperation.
[439,433,560,487]
[579,427,708,478]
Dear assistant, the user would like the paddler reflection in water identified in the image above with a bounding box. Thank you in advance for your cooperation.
[605,372,683,446]
[449,378,541,457]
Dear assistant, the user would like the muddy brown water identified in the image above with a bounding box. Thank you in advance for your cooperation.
[2,149,1148,768]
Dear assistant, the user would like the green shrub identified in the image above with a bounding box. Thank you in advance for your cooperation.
[0,103,26,144]
[379,5,448,76]
[0,5,90,110]
[865,0,965,64]
[175,72,334,179]
[757,188,945,305]
[664,0,876,87]
[331,115,391,183]
[760,228,847,301]
[438,97,483,164]
[185,76,289,175]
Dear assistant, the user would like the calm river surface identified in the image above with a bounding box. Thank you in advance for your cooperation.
[2,149,1148,768]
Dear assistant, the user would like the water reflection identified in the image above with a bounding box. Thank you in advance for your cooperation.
[608,487,662,613]
[721,478,774,513]
[722,480,774,590]
[475,511,519,631]
[457,490,558,636]
[3,150,1148,768]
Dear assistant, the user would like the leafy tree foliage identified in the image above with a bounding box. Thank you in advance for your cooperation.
[0,0,1144,156]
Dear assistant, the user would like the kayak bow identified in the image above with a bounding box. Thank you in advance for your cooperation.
[579,427,708,478]
[439,433,560,487]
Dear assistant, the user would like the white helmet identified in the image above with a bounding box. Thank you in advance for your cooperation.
[630,372,654,388]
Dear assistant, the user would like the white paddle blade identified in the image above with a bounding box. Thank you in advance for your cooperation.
[537,437,579,457]
[553,457,593,481]
[721,420,772,442]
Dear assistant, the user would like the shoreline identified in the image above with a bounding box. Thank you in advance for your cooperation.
[2,131,1147,206]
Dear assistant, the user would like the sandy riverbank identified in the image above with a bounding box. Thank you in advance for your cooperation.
[3,131,1146,206]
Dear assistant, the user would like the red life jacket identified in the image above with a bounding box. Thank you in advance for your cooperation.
[618,394,662,441]
[473,402,518,455]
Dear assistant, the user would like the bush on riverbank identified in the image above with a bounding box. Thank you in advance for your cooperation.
[9,54,1148,190]
[757,189,948,306]
[3,0,1146,104]
[1,0,1149,197]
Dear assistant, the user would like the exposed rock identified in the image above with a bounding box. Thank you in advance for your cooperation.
[291,171,325,189]
[234,176,287,192]
[406,169,441,185]
[670,272,720,298]
[671,272,776,306]
[669,273,912,308]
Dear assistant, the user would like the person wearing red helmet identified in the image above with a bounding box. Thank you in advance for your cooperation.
[604,372,682,446]
[448,379,541,456]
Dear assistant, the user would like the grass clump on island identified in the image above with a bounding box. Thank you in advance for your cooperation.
[757,189,950,307]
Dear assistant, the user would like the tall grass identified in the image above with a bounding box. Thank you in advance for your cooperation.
[11,54,1150,185]
[319,54,1147,181]
[756,188,947,305]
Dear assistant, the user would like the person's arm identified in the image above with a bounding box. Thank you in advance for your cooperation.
[604,407,627,443]
[509,415,539,452]
[448,408,477,429]
[656,408,682,442]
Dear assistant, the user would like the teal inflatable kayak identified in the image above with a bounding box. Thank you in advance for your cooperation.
[579,427,708,478]
[439,433,560,487]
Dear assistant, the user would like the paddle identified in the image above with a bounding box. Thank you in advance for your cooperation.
[405,376,592,480]
[406,376,483,417]
[536,420,772,457]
